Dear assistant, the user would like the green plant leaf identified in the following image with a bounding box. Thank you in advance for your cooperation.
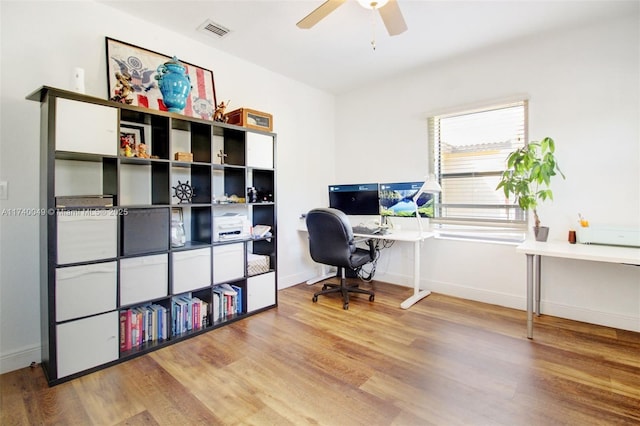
[495,136,565,225]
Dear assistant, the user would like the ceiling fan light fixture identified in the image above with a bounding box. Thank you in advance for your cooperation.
[357,0,389,10]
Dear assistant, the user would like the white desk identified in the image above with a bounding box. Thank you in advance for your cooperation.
[359,230,435,309]
[300,223,435,309]
[516,240,640,339]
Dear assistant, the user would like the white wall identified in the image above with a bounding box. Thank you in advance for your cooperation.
[0,0,330,373]
[334,11,640,332]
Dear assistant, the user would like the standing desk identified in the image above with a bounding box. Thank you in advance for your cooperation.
[516,240,640,339]
[300,223,435,309]
[357,230,436,309]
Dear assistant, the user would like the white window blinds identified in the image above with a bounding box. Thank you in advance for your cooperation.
[429,101,528,227]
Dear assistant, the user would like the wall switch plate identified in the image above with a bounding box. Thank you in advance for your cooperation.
[0,181,7,200]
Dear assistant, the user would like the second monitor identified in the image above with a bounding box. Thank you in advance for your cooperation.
[379,181,434,218]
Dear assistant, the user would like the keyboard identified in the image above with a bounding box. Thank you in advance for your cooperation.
[352,225,383,235]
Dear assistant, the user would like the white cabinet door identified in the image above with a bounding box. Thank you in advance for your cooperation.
[213,243,245,284]
[246,132,273,169]
[172,248,212,294]
[55,98,118,155]
[247,272,276,312]
[56,311,119,378]
[56,262,117,322]
[57,212,117,264]
[120,254,168,306]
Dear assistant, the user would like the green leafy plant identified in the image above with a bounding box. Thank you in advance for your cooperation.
[496,137,565,228]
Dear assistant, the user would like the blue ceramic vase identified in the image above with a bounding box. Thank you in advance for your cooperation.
[156,56,192,113]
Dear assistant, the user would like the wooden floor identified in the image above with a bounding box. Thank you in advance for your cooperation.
[2,280,639,425]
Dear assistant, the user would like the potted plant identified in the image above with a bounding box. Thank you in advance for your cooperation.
[496,136,565,241]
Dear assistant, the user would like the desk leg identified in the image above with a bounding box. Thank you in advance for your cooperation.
[535,254,542,317]
[400,240,431,309]
[526,253,534,339]
[306,265,336,285]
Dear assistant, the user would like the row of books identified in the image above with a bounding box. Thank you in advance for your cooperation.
[119,304,167,351]
[172,294,209,336]
[120,284,246,349]
[212,284,243,322]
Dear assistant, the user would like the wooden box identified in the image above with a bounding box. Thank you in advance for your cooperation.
[226,108,273,132]
[174,152,193,162]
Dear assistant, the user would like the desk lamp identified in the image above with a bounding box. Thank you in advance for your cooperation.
[413,174,441,236]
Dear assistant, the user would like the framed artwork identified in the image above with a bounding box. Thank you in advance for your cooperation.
[106,37,217,120]
[120,123,152,158]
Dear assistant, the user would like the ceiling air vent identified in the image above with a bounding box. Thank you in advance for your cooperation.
[198,19,231,39]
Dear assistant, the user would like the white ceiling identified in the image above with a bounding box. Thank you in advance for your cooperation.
[100,1,636,95]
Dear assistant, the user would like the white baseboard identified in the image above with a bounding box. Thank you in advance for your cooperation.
[539,301,640,332]
[279,270,321,289]
[377,272,640,333]
[0,344,41,375]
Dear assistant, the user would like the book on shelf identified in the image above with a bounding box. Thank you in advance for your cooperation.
[231,285,243,314]
[201,300,209,327]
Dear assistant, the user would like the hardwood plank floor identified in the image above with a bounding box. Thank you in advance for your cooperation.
[2,280,639,425]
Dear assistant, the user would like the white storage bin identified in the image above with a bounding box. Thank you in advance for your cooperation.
[57,211,117,264]
[56,262,117,322]
[120,254,168,306]
[247,272,276,312]
[172,248,212,294]
[246,132,273,169]
[55,98,118,156]
[57,311,119,378]
[213,243,245,284]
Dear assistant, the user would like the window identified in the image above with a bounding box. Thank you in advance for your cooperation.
[428,101,528,240]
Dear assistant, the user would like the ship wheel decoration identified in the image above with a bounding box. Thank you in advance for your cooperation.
[172,180,195,204]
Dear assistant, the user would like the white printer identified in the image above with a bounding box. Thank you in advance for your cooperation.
[213,214,251,242]
[576,225,640,248]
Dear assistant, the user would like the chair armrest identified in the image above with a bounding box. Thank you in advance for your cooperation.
[353,238,376,260]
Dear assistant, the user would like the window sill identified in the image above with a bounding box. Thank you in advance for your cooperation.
[430,225,525,245]
[434,232,524,245]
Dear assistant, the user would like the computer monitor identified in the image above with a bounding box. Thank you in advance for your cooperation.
[379,181,434,218]
[328,183,380,216]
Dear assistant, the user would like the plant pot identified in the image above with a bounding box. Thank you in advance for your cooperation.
[534,226,549,242]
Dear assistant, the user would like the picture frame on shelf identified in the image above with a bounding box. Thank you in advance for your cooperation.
[106,37,217,120]
[119,124,143,157]
[120,123,152,158]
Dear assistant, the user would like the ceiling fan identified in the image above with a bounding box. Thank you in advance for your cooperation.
[297,0,408,36]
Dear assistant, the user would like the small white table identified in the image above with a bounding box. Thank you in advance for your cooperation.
[516,240,640,339]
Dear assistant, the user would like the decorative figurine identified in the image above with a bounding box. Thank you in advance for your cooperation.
[156,56,192,113]
[124,145,133,157]
[172,180,194,204]
[110,72,134,104]
[136,143,150,159]
[213,100,230,122]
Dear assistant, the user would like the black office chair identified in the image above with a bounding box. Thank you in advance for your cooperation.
[306,208,376,310]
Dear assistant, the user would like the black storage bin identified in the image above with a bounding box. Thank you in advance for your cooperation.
[121,208,170,255]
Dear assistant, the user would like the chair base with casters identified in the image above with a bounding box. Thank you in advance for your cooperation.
[312,267,375,310]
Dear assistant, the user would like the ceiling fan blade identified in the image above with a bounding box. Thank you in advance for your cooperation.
[297,0,347,29]
[379,0,407,36]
